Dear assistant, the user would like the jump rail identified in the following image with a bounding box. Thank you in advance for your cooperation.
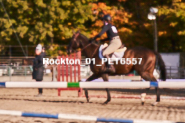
[0,81,185,88]
[0,109,182,123]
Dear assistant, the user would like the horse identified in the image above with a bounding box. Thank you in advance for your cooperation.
[67,31,166,105]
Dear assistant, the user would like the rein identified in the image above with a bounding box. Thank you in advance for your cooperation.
[72,33,99,58]
[79,40,99,58]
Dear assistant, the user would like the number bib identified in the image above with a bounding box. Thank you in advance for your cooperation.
[111,26,118,33]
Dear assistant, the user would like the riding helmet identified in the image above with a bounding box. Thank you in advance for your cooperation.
[103,14,112,22]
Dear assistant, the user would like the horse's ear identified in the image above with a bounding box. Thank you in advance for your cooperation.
[72,30,75,34]
[77,29,80,33]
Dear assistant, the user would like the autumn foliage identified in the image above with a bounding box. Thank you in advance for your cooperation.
[0,0,185,53]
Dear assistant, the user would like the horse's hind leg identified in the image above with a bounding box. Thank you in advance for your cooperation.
[85,74,100,103]
[147,75,160,106]
[146,75,161,106]
[152,87,160,106]
[101,74,110,104]
[140,72,158,105]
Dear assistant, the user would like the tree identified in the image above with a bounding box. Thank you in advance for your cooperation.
[1,0,185,54]
[0,0,96,46]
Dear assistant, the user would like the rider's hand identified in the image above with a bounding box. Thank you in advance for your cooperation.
[95,40,100,44]
[89,38,94,43]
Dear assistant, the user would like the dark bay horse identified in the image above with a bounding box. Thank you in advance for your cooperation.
[67,31,166,105]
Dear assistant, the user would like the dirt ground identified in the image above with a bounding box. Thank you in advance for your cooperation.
[0,88,185,123]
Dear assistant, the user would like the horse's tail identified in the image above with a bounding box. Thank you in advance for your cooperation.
[155,52,166,81]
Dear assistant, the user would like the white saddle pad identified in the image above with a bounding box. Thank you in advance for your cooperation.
[99,43,127,61]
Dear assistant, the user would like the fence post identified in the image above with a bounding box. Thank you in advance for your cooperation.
[9,45,12,57]
[24,66,26,76]
[170,66,171,79]
[66,55,68,82]
[78,51,81,81]
[53,66,57,82]
[74,53,76,82]
[8,66,11,81]
[57,56,61,81]
[26,45,28,56]
[62,55,64,81]
[25,66,27,80]
[70,54,72,82]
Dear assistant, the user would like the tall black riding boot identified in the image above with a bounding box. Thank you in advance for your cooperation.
[104,55,115,73]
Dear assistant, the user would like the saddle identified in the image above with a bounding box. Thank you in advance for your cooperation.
[99,43,127,60]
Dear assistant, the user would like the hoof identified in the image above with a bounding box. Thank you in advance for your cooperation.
[103,100,110,105]
[86,98,90,103]
[141,93,146,105]
[152,102,159,106]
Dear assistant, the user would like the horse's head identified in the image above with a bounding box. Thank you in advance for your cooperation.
[67,31,81,54]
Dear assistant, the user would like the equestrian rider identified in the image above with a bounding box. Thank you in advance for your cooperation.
[90,14,122,73]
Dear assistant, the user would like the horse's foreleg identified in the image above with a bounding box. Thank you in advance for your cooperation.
[151,76,160,106]
[101,74,111,104]
[104,88,111,104]
[156,88,160,102]
[84,89,89,102]
[85,74,100,103]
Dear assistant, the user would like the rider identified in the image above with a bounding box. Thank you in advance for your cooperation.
[90,14,122,73]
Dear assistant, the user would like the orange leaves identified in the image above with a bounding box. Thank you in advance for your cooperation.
[90,30,106,40]
[97,2,107,10]
[113,13,129,24]
[90,2,131,39]
[143,23,150,28]
[170,22,178,27]
[89,31,98,38]
[91,2,131,25]
[177,30,185,36]
[113,10,130,24]
[91,2,107,15]
[173,0,182,2]
[91,3,98,10]
[91,2,113,15]
[106,10,115,17]
[93,20,103,27]
[158,31,167,36]
[118,0,127,2]
[119,27,132,34]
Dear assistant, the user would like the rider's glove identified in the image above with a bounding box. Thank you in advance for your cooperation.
[95,40,100,44]
[89,38,95,43]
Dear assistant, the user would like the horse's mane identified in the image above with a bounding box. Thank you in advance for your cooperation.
[80,33,89,41]
[79,32,99,47]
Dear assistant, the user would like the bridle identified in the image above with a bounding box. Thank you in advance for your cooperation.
[70,33,99,58]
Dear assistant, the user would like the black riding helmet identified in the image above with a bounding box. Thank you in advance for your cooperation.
[102,14,111,22]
